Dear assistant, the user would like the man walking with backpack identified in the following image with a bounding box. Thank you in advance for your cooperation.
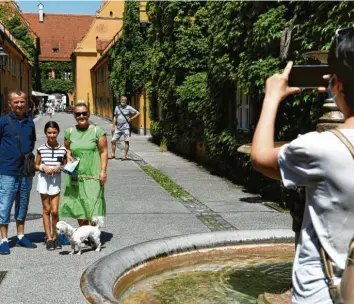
[0,89,37,254]
[111,96,140,160]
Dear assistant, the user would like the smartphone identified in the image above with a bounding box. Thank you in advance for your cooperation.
[288,65,330,88]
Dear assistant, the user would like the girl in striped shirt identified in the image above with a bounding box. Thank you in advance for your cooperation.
[35,121,66,251]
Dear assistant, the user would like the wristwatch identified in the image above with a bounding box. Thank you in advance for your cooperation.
[39,164,45,172]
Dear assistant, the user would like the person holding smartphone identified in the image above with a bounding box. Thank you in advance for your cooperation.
[251,28,354,303]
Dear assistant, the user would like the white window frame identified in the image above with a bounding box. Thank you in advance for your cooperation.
[235,85,250,131]
[64,72,71,80]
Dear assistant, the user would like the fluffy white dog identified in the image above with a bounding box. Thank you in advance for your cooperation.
[56,217,104,255]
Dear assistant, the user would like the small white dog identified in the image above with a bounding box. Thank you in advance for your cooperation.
[56,217,104,255]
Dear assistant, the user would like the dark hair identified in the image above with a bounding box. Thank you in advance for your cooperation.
[74,102,89,111]
[44,121,60,133]
[328,28,354,108]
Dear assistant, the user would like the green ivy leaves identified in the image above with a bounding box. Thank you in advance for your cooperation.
[110,1,354,162]
[39,62,73,93]
[0,7,35,62]
[109,1,146,99]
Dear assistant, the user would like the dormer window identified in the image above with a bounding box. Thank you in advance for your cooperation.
[52,48,59,53]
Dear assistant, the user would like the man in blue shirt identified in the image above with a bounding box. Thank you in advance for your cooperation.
[0,89,37,254]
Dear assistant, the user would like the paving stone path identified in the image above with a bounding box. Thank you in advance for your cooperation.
[0,113,292,304]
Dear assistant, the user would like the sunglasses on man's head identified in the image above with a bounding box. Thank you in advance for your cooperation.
[335,27,354,37]
[74,112,88,118]
[335,27,354,45]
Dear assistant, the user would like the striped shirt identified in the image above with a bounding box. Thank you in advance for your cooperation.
[37,143,66,167]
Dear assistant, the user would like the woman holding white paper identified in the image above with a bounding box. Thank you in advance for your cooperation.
[59,103,108,226]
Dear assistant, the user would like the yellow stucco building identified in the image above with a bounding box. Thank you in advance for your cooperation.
[0,22,32,115]
[73,1,124,112]
[74,0,150,134]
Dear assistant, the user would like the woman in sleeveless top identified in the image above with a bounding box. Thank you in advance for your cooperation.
[251,28,354,303]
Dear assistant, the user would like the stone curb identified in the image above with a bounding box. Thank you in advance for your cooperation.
[80,229,294,303]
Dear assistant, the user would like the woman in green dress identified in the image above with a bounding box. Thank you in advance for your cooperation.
[60,103,108,226]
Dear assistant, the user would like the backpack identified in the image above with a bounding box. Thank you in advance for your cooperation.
[321,129,354,304]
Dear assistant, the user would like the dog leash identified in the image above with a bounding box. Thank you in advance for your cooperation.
[71,174,104,222]
[87,185,103,223]
[66,227,79,241]
[77,175,101,181]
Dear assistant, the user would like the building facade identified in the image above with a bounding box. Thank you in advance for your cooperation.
[0,22,32,115]
[90,1,150,134]
[72,1,124,112]
[22,6,94,105]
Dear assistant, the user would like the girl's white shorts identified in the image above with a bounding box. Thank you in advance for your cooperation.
[37,173,61,196]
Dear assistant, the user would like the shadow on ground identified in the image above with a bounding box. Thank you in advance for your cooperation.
[8,232,45,247]
[240,197,265,204]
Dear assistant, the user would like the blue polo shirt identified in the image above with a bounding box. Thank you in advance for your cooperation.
[0,112,36,176]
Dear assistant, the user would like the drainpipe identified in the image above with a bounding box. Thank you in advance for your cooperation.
[143,87,147,136]
[28,68,30,98]
[141,21,148,136]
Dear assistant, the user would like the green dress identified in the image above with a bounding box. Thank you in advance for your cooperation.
[59,125,106,219]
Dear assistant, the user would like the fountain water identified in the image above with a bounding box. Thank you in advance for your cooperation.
[81,230,294,304]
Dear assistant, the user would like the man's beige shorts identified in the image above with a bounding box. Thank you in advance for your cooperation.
[112,129,130,142]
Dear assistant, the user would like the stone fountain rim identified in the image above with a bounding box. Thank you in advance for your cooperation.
[80,229,294,304]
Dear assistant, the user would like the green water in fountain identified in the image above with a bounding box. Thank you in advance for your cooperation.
[120,252,293,304]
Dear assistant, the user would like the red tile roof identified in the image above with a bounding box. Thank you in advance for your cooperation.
[21,13,94,61]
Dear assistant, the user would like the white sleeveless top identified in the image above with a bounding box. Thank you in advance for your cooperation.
[278,130,354,304]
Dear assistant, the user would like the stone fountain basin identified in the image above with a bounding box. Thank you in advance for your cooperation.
[81,229,294,304]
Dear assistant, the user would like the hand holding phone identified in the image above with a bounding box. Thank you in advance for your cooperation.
[264,62,301,103]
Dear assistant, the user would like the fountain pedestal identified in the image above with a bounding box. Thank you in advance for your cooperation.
[258,290,292,304]
[316,98,344,132]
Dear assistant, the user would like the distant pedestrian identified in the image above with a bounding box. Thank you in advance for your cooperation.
[60,103,107,227]
[35,121,66,251]
[111,96,140,160]
[60,97,66,112]
[47,102,54,118]
[28,98,35,118]
[0,89,37,255]
[38,100,44,115]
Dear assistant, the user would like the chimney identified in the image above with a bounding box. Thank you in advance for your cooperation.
[38,3,44,23]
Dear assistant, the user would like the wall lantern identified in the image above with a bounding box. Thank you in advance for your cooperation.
[0,35,8,71]
[0,47,8,71]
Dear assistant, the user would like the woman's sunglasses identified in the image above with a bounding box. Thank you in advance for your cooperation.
[74,112,88,118]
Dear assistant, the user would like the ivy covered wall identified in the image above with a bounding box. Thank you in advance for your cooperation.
[109,0,146,99]
[108,1,354,189]
[40,61,74,93]
[0,5,36,62]
[145,2,354,155]
[0,3,38,88]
